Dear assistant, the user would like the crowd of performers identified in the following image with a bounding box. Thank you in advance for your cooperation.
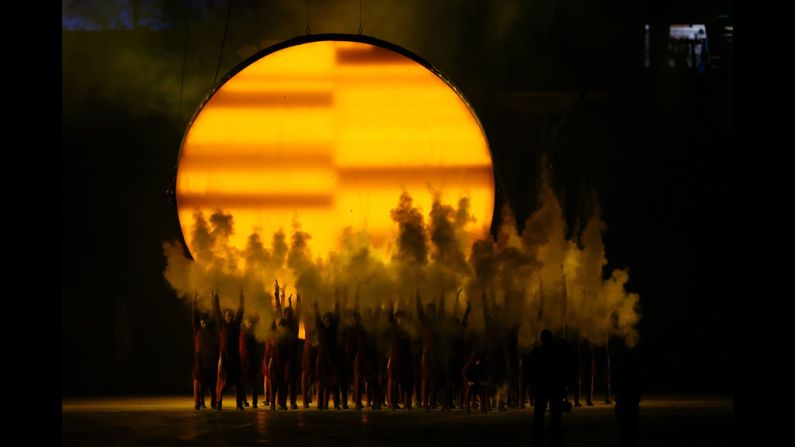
[191,281,619,413]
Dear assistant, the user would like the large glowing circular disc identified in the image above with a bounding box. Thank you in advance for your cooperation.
[177,35,494,259]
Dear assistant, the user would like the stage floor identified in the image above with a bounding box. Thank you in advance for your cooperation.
[63,396,731,446]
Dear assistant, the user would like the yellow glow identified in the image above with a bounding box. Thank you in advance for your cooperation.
[298,321,306,340]
[177,40,494,258]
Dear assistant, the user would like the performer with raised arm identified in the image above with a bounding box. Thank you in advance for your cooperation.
[417,286,443,411]
[239,310,260,408]
[314,299,340,409]
[214,290,245,410]
[282,293,301,410]
[192,293,219,410]
[264,280,283,408]
[301,295,319,408]
[446,289,470,410]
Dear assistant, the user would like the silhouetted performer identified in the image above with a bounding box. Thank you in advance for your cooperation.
[302,318,319,408]
[463,352,489,413]
[615,347,641,447]
[239,313,260,408]
[444,291,470,410]
[387,305,414,410]
[529,329,567,447]
[192,294,219,410]
[417,288,444,411]
[214,290,245,410]
[573,336,582,407]
[336,290,358,410]
[362,307,391,410]
[504,313,521,408]
[314,300,340,409]
[340,288,367,410]
[263,316,281,409]
[276,289,301,410]
[481,289,508,411]
[519,347,533,408]
[264,281,300,410]
[268,317,289,410]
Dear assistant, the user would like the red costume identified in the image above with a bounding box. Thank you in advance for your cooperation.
[192,295,219,409]
[214,291,245,410]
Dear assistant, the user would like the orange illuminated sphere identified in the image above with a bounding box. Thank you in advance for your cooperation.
[177,36,495,258]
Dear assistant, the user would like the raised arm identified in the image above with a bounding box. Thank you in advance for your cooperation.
[452,288,461,319]
[462,299,472,327]
[281,285,286,310]
[416,286,426,322]
[387,300,396,326]
[314,300,322,329]
[213,290,222,325]
[274,280,283,316]
[295,293,302,323]
[237,290,245,321]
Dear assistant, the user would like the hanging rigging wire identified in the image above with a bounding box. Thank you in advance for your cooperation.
[306,0,311,35]
[176,0,191,138]
[358,0,363,35]
[169,0,194,209]
[213,0,234,88]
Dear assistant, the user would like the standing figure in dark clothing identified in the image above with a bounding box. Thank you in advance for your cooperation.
[417,288,444,411]
[337,309,356,410]
[462,336,490,414]
[410,321,423,409]
[265,281,301,410]
[239,313,260,408]
[302,317,319,408]
[370,305,392,410]
[481,289,508,411]
[277,288,301,410]
[354,306,381,410]
[572,336,581,407]
[269,317,290,410]
[344,290,365,410]
[214,290,245,410]
[262,283,282,407]
[504,316,521,408]
[519,347,534,408]
[444,291,470,410]
[529,329,568,447]
[263,315,281,409]
[387,305,414,410]
[314,300,341,410]
[340,289,367,410]
[192,294,219,410]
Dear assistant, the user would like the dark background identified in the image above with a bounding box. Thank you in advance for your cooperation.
[62,0,733,396]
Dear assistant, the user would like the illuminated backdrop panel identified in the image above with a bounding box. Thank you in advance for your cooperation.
[177,38,495,258]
